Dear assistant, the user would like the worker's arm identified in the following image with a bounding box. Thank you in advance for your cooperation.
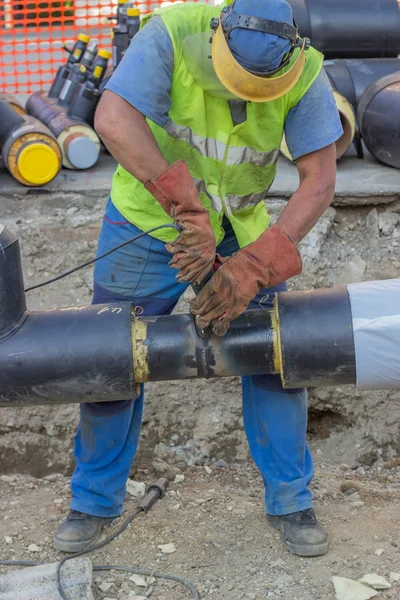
[277,142,337,243]
[94,90,168,182]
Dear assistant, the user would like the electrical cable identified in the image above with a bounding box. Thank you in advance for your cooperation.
[25,223,181,293]
[0,481,199,600]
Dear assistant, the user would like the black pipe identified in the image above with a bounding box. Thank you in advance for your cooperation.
[276,287,356,388]
[142,309,276,382]
[324,58,400,110]
[0,226,27,339]
[0,100,24,146]
[357,73,400,169]
[288,0,400,59]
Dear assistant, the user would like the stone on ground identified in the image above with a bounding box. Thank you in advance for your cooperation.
[332,576,379,600]
[358,574,391,590]
[0,557,93,600]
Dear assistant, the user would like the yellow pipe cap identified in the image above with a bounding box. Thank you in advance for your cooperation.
[127,8,140,16]
[77,33,90,43]
[98,48,112,59]
[17,143,60,185]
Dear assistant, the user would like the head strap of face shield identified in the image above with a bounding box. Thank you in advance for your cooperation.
[210,1,310,75]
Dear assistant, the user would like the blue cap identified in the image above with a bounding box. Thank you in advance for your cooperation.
[224,0,294,75]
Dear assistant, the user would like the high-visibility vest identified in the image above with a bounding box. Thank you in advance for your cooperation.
[111,2,323,247]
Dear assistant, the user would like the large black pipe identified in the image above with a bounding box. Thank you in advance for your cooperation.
[357,73,400,169]
[324,58,400,110]
[0,226,27,339]
[288,0,400,59]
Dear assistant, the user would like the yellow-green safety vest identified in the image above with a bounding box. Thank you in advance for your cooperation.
[110,1,323,247]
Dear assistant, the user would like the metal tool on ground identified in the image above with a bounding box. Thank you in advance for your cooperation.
[287,0,400,59]
[357,72,400,170]
[48,33,90,100]
[1,222,399,407]
[0,100,62,186]
[0,93,26,115]
[26,92,101,169]
[281,88,356,161]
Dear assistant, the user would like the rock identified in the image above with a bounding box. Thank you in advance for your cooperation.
[44,474,59,482]
[158,542,177,554]
[129,574,148,587]
[341,481,362,494]
[366,208,380,238]
[98,582,114,592]
[246,594,256,599]
[28,544,41,552]
[300,207,335,260]
[174,474,185,484]
[214,459,229,468]
[0,557,93,600]
[379,211,399,236]
[152,459,180,479]
[273,574,293,587]
[351,501,365,508]
[0,475,16,484]
[204,466,212,475]
[269,559,286,568]
[332,576,379,600]
[336,256,366,285]
[390,573,400,582]
[358,574,391,590]
[374,548,385,556]
[4,536,12,544]
[126,479,145,499]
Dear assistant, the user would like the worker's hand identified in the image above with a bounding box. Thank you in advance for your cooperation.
[190,225,302,336]
[145,160,216,284]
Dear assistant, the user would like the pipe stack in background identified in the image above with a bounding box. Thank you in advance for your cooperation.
[0,99,62,187]
[282,0,400,169]
[25,34,111,170]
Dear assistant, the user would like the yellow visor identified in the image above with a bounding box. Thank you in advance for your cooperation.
[211,22,307,102]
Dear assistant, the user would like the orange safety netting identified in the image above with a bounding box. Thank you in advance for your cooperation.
[0,0,209,94]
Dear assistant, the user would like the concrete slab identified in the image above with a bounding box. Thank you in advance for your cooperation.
[1,149,399,206]
[0,557,94,600]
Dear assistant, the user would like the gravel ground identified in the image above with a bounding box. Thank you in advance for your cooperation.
[0,460,399,600]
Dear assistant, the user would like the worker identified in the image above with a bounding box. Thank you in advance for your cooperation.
[53,0,343,557]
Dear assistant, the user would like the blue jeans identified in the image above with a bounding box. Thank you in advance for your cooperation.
[71,198,314,517]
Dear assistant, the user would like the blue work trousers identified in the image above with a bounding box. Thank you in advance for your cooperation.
[71,199,314,517]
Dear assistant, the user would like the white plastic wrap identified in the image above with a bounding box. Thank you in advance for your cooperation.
[348,279,400,391]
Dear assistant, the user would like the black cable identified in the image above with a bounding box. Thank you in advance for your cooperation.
[25,223,180,293]
[0,504,199,600]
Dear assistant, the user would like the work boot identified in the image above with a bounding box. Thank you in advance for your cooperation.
[53,510,115,552]
[267,508,328,557]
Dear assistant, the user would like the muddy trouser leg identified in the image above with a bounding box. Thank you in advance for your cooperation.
[70,198,188,517]
[218,222,314,517]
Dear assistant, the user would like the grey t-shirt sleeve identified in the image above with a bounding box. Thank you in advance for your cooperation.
[105,16,174,127]
[284,69,344,160]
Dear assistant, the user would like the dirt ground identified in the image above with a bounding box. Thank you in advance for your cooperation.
[0,461,399,600]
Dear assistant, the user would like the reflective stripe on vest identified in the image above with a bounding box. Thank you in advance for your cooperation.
[194,178,268,214]
[165,120,280,167]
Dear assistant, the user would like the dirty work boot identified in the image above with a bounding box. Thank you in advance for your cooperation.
[267,508,328,557]
[53,510,115,552]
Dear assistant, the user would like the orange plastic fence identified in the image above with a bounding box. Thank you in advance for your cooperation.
[0,0,209,94]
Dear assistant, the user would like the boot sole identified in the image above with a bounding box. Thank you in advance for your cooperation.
[283,537,328,557]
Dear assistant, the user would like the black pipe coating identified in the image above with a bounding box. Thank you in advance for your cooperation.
[0,226,27,339]
[357,73,400,169]
[288,0,400,59]
[276,287,356,388]
[0,100,24,147]
[324,58,400,110]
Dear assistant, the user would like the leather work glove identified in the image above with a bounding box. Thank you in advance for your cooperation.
[190,224,302,336]
[145,160,216,285]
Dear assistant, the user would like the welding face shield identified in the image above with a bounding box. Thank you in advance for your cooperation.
[182,0,310,102]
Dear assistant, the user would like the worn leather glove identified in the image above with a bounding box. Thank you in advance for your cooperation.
[190,224,302,336]
[145,160,216,285]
